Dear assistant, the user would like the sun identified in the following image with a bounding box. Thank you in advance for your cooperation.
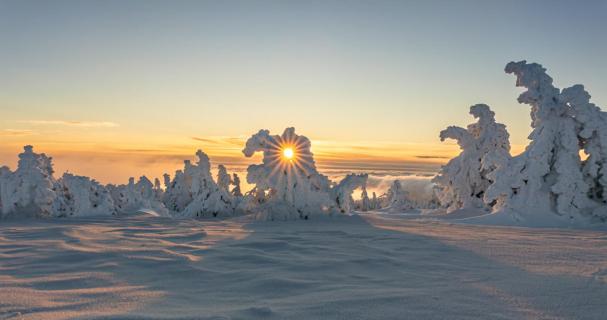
[282,147,295,160]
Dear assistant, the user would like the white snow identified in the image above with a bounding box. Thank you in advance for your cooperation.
[1,213,606,319]
[242,127,368,220]
[433,104,510,213]
[164,150,236,218]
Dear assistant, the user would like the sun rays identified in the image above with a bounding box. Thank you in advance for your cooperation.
[282,147,294,160]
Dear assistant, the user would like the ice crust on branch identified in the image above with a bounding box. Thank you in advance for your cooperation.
[433,104,511,213]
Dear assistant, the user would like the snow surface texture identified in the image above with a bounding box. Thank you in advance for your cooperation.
[242,127,368,220]
[1,213,606,319]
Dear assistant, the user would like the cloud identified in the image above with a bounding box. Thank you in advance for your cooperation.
[0,129,35,136]
[19,120,119,128]
[415,155,450,160]
[192,137,220,144]
[327,172,436,205]
[191,136,245,146]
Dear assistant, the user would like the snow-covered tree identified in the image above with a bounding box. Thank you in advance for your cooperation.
[231,173,243,197]
[217,165,231,193]
[330,173,368,213]
[0,166,12,215]
[0,146,57,217]
[385,180,412,211]
[561,85,607,209]
[153,178,164,202]
[370,192,379,210]
[433,104,510,213]
[242,127,335,220]
[163,150,235,217]
[53,173,116,217]
[108,176,169,216]
[484,61,591,220]
[360,186,370,211]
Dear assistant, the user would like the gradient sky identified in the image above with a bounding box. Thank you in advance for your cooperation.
[1,0,606,185]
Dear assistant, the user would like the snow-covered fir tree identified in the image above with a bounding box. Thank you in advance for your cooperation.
[360,186,370,211]
[433,104,510,213]
[231,173,243,197]
[384,180,412,211]
[53,173,116,217]
[163,150,235,217]
[0,146,57,217]
[217,165,231,193]
[484,61,592,221]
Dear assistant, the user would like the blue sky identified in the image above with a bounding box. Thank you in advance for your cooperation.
[1,0,606,182]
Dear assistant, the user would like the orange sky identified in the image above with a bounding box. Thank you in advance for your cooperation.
[0,128,526,188]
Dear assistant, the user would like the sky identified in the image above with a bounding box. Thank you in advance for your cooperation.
[1,0,606,185]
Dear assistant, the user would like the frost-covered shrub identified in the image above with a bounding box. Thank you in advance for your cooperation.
[433,105,510,213]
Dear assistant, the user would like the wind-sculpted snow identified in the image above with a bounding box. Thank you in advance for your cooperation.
[433,104,510,213]
[2,214,607,319]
